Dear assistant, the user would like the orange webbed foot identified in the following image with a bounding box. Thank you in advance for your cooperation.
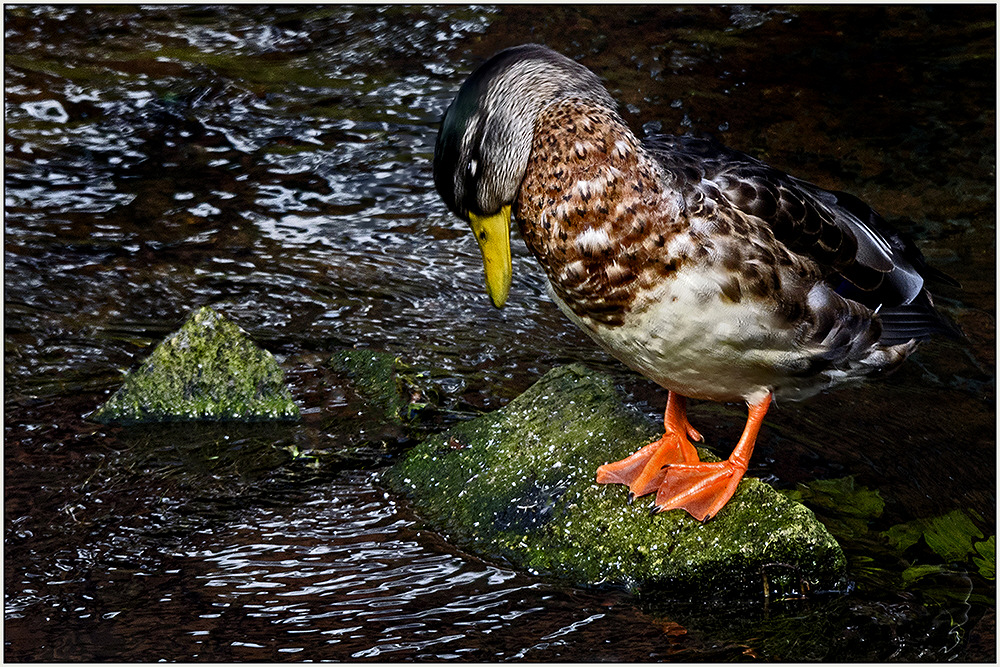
[596,431,693,499]
[596,392,701,499]
[651,459,747,522]
[598,392,773,522]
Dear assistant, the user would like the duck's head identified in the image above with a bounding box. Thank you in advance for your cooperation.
[433,44,615,307]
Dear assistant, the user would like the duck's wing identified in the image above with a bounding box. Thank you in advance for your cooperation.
[646,134,960,343]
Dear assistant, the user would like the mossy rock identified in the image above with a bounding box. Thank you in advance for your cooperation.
[92,306,299,424]
[327,349,413,424]
[327,348,443,426]
[386,363,846,597]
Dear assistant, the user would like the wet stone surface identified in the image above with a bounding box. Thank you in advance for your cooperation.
[387,364,847,596]
[92,306,299,423]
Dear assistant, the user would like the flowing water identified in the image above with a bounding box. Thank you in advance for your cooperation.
[4,5,995,661]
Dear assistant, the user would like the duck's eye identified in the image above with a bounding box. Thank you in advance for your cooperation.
[466,159,479,179]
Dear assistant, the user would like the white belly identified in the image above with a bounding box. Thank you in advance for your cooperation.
[548,267,808,404]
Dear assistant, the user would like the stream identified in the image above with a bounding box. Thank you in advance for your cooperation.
[4,5,995,661]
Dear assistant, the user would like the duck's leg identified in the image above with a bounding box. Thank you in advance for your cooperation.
[596,392,703,500]
[652,393,772,522]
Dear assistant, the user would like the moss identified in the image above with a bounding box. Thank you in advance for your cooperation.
[327,349,411,424]
[327,348,443,425]
[386,363,846,596]
[91,306,299,424]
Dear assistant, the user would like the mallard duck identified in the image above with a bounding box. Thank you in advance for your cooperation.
[433,44,958,522]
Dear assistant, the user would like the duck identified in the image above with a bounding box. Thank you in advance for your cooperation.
[432,44,958,522]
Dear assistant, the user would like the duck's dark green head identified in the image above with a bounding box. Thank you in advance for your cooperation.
[433,44,614,307]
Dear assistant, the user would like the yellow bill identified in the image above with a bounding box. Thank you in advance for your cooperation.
[468,206,513,308]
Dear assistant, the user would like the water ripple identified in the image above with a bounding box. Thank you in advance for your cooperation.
[167,479,621,659]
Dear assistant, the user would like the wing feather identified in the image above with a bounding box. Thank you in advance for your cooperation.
[644,133,959,343]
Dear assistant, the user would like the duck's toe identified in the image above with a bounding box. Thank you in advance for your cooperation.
[651,460,748,522]
[597,430,701,500]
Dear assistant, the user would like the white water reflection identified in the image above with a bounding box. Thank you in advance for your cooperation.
[180,477,616,659]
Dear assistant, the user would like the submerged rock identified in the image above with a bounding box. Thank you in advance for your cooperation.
[328,349,419,425]
[386,364,846,596]
[92,306,299,424]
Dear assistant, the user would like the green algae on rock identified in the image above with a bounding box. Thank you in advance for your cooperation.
[386,364,846,596]
[328,348,442,425]
[92,306,299,424]
[327,349,413,425]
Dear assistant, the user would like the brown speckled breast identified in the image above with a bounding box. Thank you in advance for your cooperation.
[514,98,821,330]
[514,99,687,326]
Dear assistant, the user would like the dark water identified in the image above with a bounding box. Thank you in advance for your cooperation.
[4,5,995,661]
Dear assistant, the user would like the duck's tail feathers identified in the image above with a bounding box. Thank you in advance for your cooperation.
[877,291,964,345]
